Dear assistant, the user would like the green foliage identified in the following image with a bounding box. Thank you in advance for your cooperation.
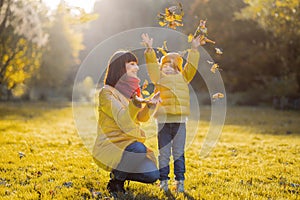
[0,103,300,199]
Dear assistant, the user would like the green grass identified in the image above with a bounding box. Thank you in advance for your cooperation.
[0,102,299,199]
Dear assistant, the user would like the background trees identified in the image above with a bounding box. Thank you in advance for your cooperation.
[0,0,298,107]
[0,0,48,100]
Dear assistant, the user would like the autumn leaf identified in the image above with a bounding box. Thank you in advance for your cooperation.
[157,3,184,30]
[142,90,150,96]
[210,63,220,73]
[215,47,223,55]
[212,92,224,99]
[188,34,194,43]
[142,80,148,90]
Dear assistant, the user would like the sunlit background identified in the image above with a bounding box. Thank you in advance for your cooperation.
[0,0,299,109]
[42,0,96,12]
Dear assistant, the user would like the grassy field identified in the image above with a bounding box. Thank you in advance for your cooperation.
[0,102,299,199]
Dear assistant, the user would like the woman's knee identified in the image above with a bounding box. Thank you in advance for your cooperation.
[126,142,147,154]
[145,170,160,183]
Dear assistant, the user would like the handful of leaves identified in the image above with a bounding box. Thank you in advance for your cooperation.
[188,20,215,44]
[157,3,184,29]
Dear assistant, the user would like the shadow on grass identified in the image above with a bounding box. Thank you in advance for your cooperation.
[113,189,195,200]
[0,101,71,119]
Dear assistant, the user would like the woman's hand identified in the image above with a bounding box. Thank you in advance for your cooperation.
[141,33,153,49]
[132,91,162,109]
[146,91,162,109]
[132,93,147,107]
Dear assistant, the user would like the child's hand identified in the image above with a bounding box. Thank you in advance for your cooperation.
[141,33,153,49]
[191,35,202,49]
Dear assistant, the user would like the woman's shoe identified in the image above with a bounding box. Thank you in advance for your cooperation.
[107,179,125,197]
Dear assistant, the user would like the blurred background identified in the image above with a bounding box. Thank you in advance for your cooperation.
[0,0,299,109]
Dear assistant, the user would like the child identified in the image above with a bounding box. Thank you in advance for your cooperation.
[141,33,202,192]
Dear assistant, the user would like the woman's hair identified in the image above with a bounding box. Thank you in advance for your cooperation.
[104,50,138,87]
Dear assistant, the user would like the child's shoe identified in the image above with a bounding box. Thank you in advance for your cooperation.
[159,180,169,192]
[175,180,184,193]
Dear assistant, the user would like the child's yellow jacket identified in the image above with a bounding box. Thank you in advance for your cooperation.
[145,49,200,121]
[93,85,156,171]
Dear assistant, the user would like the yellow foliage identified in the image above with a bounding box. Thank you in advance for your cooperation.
[3,55,9,63]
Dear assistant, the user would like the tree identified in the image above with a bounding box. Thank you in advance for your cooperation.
[236,0,300,94]
[32,1,96,100]
[0,0,48,99]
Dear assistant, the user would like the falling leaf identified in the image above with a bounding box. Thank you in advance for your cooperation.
[168,21,183,29]
[159,21,167,27]
[162,41,168,51]
[188,34,194,43]
[157,40,168,56]
[210,63,220,73]
[212,92,224,99]
[157,3,184,30]
[142,79,148,90]
[203,37,216,44]
[215,47,223,55]
[157,47,167,56]
[207,60,214,65]
[188,19,215,44]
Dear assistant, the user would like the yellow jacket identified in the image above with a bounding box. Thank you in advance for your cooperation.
[93,85,156,171]
[145,49,200,122]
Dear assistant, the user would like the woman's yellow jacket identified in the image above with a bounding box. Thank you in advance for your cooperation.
[93,85,156,171]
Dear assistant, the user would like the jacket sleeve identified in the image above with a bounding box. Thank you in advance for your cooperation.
[144,48,160,84]
[99,88,145,141]
[182,49,200,83]
[137,105,150,122]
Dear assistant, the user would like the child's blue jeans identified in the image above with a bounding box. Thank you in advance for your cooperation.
[157,123,186,181]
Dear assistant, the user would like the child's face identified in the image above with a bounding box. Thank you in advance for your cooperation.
[161,62,179,75]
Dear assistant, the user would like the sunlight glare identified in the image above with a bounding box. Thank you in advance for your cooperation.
[42,0,96,13]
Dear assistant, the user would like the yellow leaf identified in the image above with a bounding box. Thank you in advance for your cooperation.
[142,90,150,96]
[165,14,175,22]
[3,54,9,62]
[163,41,168,51]
[210,64,219,73]
[212,92,224,99]
[142,80,148,90]
[157,47,167,56]
[159,21,167,27]
[188,34,194,43]
[215,48,223,55]
[174,14,183,21]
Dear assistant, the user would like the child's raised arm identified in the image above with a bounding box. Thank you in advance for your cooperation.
[182,35,201,83]
[142,33,160,83]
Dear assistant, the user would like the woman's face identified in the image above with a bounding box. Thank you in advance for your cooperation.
[125,61,139,78]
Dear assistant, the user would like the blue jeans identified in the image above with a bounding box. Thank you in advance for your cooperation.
[112,142,159,183]
[158,123,186,181]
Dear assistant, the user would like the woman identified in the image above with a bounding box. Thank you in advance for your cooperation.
[93,50,161,197]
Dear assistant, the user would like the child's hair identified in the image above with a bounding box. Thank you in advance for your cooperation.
[104,50,138,87]
[160,52,183,72]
